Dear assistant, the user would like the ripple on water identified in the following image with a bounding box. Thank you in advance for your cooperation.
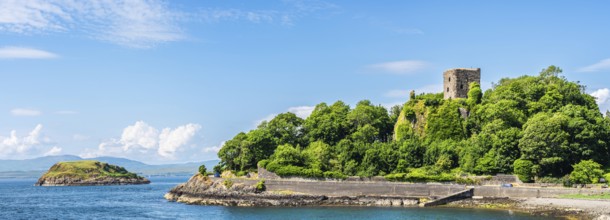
[0,177,551,220]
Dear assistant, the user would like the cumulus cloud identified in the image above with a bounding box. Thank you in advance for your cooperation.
[287,106,315,119]
[90,121,202,161]
[202,143,223,154]
[158,123,202,158]
[0,46,58,59]
[0,0,185,48]
[368,60,429,74]
[11,108,42,116]
[43,146,62,156]
[254,105,315,127]
[578,58,610,73]
[0,124,57,159]
[591,88,610,105]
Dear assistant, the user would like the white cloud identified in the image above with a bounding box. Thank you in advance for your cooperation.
[91,121,202,161]
[0,46,58,59]
[592,88,610,113]
[158,123,202,158]
[254,105,315,127]
[119,121,159,151]
[254,114,277,127]
[200,9,276,24]
[198,0,337,26]
[0,0,185,48]
[11,108,42,116]
[43,146,62,156]
[0,124,57,159]
[287,106,315,119]
[202,143,223,154]
[368,60,429,74]
[578,58,610,72]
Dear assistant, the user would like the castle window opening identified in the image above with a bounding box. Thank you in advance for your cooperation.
[449,77,451,82]
[460,84,463,89]
[446,87,449,92]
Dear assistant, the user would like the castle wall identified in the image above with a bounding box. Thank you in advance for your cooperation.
[443,68,480,99]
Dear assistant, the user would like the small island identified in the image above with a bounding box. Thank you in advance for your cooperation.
[35,160,150,186]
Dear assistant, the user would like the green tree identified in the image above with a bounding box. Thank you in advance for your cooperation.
[198,164,207,175]
[304,101,350,145]
[467,82,482,107]
[570,160,604,184]
[513,159,534,182]
[302,141,332,171]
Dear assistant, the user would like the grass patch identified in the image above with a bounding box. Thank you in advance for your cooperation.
[559,193,610,200]
[42,160,140,179]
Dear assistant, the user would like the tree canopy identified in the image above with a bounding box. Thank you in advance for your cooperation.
[217,66,610,182]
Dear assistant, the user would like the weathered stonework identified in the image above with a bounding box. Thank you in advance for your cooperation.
[443,68,481,99]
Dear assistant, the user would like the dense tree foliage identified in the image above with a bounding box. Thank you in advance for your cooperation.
[569,160,604,184]
[217,66,610,182]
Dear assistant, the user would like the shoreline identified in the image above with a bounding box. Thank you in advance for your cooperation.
[444,197,610,219]
[166,175,610,219]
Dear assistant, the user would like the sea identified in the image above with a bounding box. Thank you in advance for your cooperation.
[0,177,551,220]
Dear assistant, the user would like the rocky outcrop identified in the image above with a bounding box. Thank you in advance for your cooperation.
[36,175,150,186]
[35,160,150,186]
[165,174,419,207]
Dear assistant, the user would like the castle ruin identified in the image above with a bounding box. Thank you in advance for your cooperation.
[443,68,480,99]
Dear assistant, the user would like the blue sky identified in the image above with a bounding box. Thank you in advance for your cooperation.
[1,0,610,164]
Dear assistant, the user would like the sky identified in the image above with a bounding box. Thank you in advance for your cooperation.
[1,0,610,164]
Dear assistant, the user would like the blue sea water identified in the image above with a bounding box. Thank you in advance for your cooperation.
[0,177,550,220]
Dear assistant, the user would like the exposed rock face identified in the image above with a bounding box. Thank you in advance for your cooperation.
[36,176,150,186]
[165,174,419,207]
[35,160,150,186]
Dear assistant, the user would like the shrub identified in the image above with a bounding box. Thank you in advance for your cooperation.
[257,159,270,169]
[570,160,604,184]
[603,173,610,183]
[384,167,456,183]
[455,177,480,185]
[236,171,247,177]
[323,171,347,180]
[213,165,223,174]
[384,173,407,181]
[513,159,534,183]
[198,165,207,175]
[223,179,233,189]
[255,180,266,192]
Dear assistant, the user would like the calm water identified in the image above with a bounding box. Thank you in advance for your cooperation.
[0,177,549,220]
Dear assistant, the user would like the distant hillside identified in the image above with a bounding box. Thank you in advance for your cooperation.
[0,155,219,178]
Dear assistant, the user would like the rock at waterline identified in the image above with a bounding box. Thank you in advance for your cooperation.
[35,160,150,186]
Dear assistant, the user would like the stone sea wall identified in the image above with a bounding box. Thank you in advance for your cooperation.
[229,178,608,199]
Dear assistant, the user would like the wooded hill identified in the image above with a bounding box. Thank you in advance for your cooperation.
[217,66,610,183]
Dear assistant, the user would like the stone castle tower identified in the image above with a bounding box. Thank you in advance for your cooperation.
[443,68,481,99]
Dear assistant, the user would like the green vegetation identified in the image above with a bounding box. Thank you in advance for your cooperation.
[213,165,222,174]
[559,193,610,200]
[198,164,207,175]
[216,66,610,182]
[255,180,266,192]
[42,160,139,179]
[570,160,604,184]
[223,179,234,189]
